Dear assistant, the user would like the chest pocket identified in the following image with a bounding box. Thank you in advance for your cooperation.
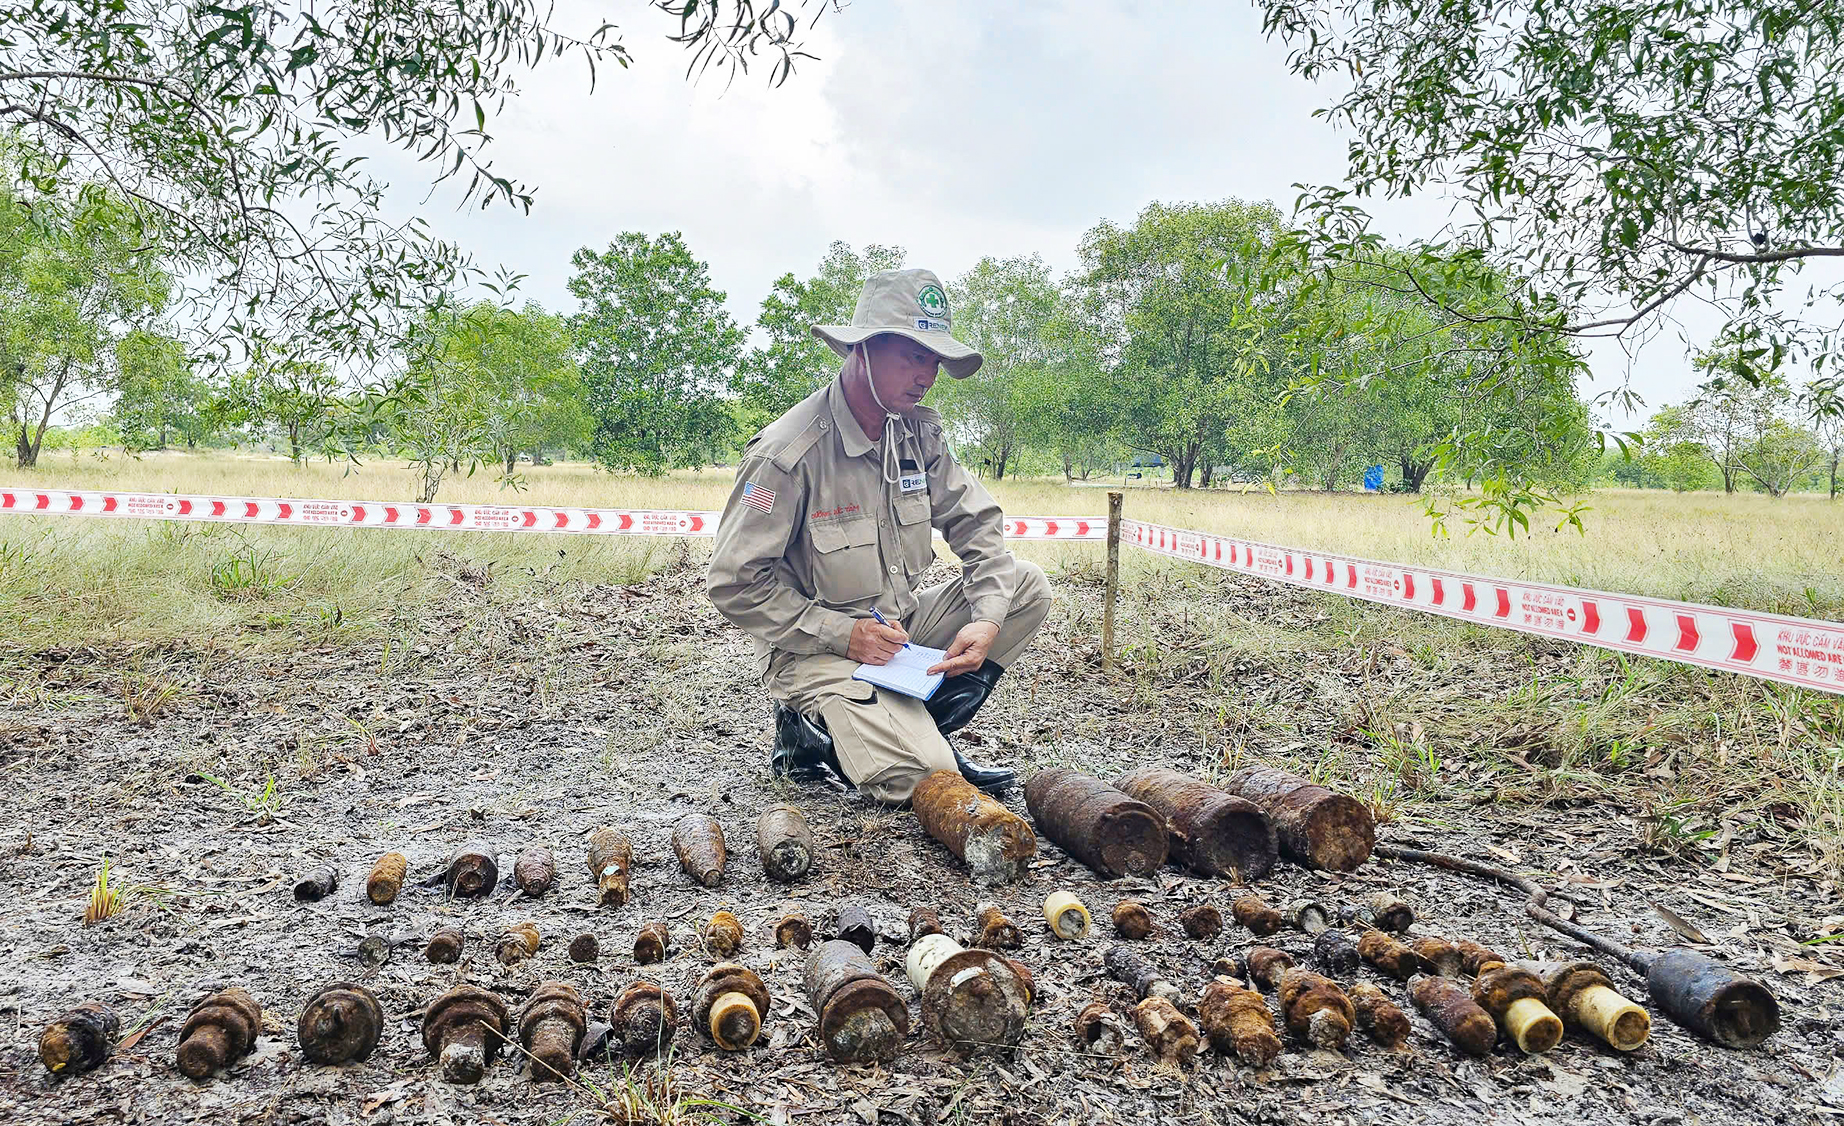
[894,493,934,576]
[809,516,883,604]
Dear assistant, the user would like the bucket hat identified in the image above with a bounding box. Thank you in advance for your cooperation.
[811,268,983,378]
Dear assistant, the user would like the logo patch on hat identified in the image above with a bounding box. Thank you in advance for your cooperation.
[916,284,949,320]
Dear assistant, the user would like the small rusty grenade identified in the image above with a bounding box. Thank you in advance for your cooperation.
[176,988,263,1080]
[39,1001,120,1075]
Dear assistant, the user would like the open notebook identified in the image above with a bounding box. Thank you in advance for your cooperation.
[852,643,948,701]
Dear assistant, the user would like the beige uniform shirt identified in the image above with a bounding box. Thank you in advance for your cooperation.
[707,378,1016,675]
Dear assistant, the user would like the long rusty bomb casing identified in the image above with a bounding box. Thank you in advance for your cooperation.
[177,987,262,1080]
[912,770,1038,884]
[297,982,383,1065]
[1348,982,1411,1048]
[38,1001,119,1075]
[1357,929,1434,980]
[1105,944,1180,1003]
[1232,895,1284,936]
[514,847,557,897]
[366,852,408,905]
[672,815,727,887]
[757,805,815,883]
[1133,997,1200,1067]
[1409,974,1495,1056]
[804,940,908,1063]
[444,841,499,899]
[1220,765,1375,871]
[1112,766,1277,881]
[906,933,1031,1052]
[1197,980,1281,1067]
[1645,948,1779,1049]
[1023,769,1169,878]
[1277,969,1354,1050]
[585,828,633,907]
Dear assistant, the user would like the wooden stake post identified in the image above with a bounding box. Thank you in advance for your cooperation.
[1102,491,1122,671]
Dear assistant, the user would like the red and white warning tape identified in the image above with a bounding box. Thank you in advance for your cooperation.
[1123,518,1844,697]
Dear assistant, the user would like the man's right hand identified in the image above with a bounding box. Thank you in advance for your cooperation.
[848,617,909,665]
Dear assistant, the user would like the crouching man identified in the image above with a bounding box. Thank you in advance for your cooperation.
[705,268,1050,802]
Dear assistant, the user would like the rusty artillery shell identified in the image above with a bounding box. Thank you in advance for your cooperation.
[907,906,944,942]
[366,852,407,905]
[1457,939,1506,976]
[1134,996,1201,1067]
[1214,953,1248,981]
[1111,900,1154,940]
[1522,960,1650,1051]
[1220,765,1375,871]
[1104,944,1181,1003]
[38,1001,119,1075]
[520,981,587,1081]
[1409,974,1495,1056]
[611,981,679,1055]
[585,827,632,907]
[426,926,464,963]
[836,902,876,954]
[912,769,1038,884]
[496,922,541,966]
[514,847,556,897]
[906,933,1032,1051]
[673,814,727,887]
[357,934,392,968]
[1368,890,1415,932]
[1411,936,1464,977]
[1283,899,1332,936]
[1198,979,1282,1066]
[1044,891,1092,940]
[703,909,744,957]
[634,921,671,964]
[1278,969,1355,1050]
[775,912,814,949]
[975,903,1022,949]
[757,805,815,883]
[444,840,499,899]
[804,940,909,1063]
[298,982,383,1065]
[1246,947,1297,991]
[177,987,262,1080]
[1313,929,1360,978]
[1075,1000,1126,1053]
[1112,766,1276,881]
[1348,982,1411,1048]
[1232,895,1283,936]
[1472,965,1563,1053]
[695,964,771,1051]
[1644,948,1779,1049]
[1357,929,1434,980]
[293,865,338,902]
[1179,903,1223,940]
[1023,768,1169,877]
[424,985,509,1083]
[568,933,599,963]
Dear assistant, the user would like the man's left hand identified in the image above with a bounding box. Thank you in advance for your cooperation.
[927,620,1000,677]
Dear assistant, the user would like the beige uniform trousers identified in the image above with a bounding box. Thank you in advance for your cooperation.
[764,560,1051,803]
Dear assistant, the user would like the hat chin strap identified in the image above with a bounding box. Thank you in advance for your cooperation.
[860,346,906,488]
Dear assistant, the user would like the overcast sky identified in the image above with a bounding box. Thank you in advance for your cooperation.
[366,0,1729,425]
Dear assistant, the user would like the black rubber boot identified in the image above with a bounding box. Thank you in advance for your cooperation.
[949,742,1016,794]
[927,660,1016,792]
[770,702,853,791]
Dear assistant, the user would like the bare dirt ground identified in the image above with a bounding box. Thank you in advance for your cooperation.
[0,551,1837,1125]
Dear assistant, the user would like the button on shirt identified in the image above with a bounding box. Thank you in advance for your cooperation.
[706,378,1017,674]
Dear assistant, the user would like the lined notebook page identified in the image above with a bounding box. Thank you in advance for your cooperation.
[851,643,948,701]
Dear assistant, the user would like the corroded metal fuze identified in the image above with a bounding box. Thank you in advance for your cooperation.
[804,940,909,1063]
[1457,940,1506,976]
[1112,766,1277,881]
[1111,900,1154,940]
[1023,768,1169,878]
[1521,960,1651,1051]
[906,933,1032,1052]
[1283,899,1332,936]
[496,922,541,966]
[297,982,383,1065]
[1472,965,1564,1053]
[1357,930,1435,980]
[836,902,876,954]
[1348,982,1411,1049]
[1410,936,1464,978]
[1367,891,1415,932]
[519,981,587,1081]
[1220,765,1376,871]
[38,1001,119,1075]
[757,805,815,883]
[634,921,671,964]
[1133,997,1201,1067]
[1644,947,1779,1049]
[1198,980,1281,1067]
[1277,969,1355,1050]
[423,985,510,1083]
[673,814,727,888]
[1044,891,1092,940]
[444,840,499,899]
[775,912,814,949]
[1179,903,1223,940]
[1232,895,1283,936]
[568,933,599,963]
[1075,1000,1126,1053]
[610,982,679,1055]
[694,964,771,1051]
[1245,947,1297,991]
[293,865,338,902]
[1214,953,1248,982]
[177,988,262,1080]
[703,910,744,958]
[585,828,633,908]
[1408,974,1495,1056]
[426,927,464,964]
[1312,930,1360,978]
[514,847,557,897]
[1104,944,1181,1003]
[907,906,944,943]
[974,903,1022,950]
[366,852,408,905]
[912,770,1039,884]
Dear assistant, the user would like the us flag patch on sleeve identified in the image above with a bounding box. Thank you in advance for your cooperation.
[741,481,776,513]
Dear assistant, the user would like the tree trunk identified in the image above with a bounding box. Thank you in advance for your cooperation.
[158,423,168,449]
[1200,462,1215,488]
[1400,455,1431,492]
[1172,447,1198,489]
[1062,451,1074,482]
[505,449,518,476]
[15,418,32,468]
[288,420,303,465]
[1829,454,1839,499]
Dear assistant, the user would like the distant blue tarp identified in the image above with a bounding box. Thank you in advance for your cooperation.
[1363,465,1385,492]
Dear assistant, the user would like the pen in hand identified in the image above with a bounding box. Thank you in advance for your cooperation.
[868,606,910,650]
